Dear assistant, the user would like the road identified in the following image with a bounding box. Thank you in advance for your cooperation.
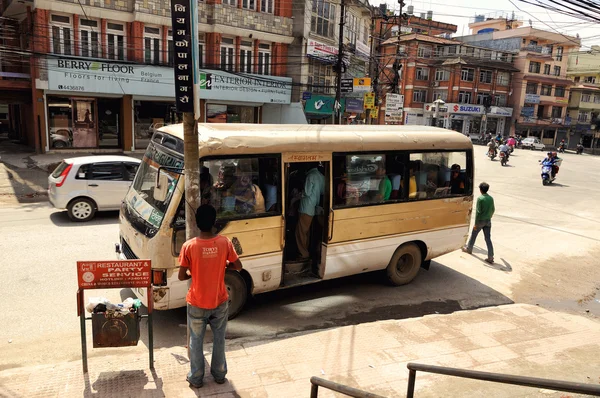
[1,147,599,369]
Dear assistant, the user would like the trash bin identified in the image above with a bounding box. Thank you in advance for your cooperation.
[91,310,141,348]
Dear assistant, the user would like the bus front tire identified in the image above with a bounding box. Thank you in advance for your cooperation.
[225,271,247,320]
[386,243,422,286]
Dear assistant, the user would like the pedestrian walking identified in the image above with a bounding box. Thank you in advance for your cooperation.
[178,204,243,388]
[462,182,495,264]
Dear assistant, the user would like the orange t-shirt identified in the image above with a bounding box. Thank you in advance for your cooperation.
[178,236,239,310]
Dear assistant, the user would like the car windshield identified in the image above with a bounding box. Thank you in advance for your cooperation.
[125,143,183,228]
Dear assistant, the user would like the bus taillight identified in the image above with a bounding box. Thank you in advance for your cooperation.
[152,270,167,286]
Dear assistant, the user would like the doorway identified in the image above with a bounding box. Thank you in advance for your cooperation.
[282,161,330,286]
[98,99,121,148]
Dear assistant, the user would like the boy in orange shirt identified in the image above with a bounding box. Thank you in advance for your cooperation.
[178,204,243,388]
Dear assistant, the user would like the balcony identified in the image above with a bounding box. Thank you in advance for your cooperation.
[0,54,31,91]
[579,101,600,110]
[521,45,553,54]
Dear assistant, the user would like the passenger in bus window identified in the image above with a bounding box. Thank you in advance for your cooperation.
[296,163,325,260]
[408,161,418,199]
[388,156,404,200]
[376,162,392,201]
[449,164,465,195]
[229,160,265,215]
[425,168,439,197]
[200,167,216,206]
[262,159,279,212]
[214,162,237,214]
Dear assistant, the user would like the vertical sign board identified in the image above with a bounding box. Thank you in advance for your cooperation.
[170,0,195,113]
[341,78,353,94]
[385,93,404,123]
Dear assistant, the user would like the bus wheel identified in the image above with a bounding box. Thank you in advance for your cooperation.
[386,243,422,286]
[225,271,247,320]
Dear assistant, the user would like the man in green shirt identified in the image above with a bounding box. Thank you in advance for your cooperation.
[462,182,495,264]
[376,162,392,201]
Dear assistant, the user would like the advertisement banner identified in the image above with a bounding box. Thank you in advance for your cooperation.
[489,106,513,117]
[525,94,541,104]
[305,95,345,115]
[353,78,371,93]
[346,98,364,113]
[170,0,195,112]
[307,39,338,62]
[446,103,484,114]
[198,70,292,104]
[521,106,535,117]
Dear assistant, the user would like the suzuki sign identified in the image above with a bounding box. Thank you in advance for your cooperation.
[446,103,484,114]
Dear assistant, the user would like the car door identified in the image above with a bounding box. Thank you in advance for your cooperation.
[87,162,126,210]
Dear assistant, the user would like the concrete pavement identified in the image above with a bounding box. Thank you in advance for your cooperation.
[0,303,599,397]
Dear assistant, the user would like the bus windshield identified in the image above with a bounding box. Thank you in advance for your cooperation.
[126,143,183,228]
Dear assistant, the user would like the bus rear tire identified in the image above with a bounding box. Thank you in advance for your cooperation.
[386,243,422,286]
[225,271,247,320]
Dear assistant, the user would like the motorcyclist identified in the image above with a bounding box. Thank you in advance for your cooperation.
[552,151,561,176]
[542,152,558,178]
[495,134,503,144]
[506,136,516,151]
[558,139,566,152]
[487,139,497,157]
[498,141,510,160]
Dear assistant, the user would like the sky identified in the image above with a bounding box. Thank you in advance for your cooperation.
[370,0,600,49]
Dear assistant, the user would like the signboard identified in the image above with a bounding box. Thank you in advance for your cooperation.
[77,260,151,289]
[346,98,364,113]
[355,41,371,59]
[385,93,404,123]
[307,39,338,61]
[353,78,371,93]
[198,70,292,104]
[47,58,175,96]
[525,94,540,104]
[521,106,535,117]
[170,0,195,112]
[489,106,513,117]
[364,92,375,109]
[447,103,484,114]
[341,78,353,93]
[305,95,345,115]
[424,103,448,113]
[302,92,312,100]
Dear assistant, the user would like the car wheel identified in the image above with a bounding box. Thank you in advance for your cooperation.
[53,141,67,149]
[225,271,248,320]
[386,243,422,286]
[68,198,96,222]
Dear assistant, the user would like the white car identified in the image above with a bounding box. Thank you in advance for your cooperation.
[48,156,141,221]
[521,137,545,151]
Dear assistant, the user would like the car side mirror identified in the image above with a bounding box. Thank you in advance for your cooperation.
[153,172,169,202]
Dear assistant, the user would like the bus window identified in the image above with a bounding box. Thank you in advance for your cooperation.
[409,151,469,200]
[333,152,407,208]
[200,156,281,219]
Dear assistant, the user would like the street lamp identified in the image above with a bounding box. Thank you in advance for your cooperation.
[432,99,445,127]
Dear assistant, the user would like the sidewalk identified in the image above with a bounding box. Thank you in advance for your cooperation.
[1,304,598,398]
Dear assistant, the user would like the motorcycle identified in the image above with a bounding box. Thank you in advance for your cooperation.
[487,148,497,160]
[499,151,508,166]
[558,143,566,153]
[540,158,562,185]
[508,144,515,154]
[576,144,584,155]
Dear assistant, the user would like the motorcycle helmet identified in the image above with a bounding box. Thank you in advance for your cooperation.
[547,152,553,156]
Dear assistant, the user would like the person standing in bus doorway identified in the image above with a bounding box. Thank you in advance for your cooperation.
[462,182,495,264]
[296,163,325,261]
[178,205,243,389]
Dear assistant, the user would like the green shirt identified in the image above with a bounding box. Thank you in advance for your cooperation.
[378,176,392,201]
[475,193,495,223]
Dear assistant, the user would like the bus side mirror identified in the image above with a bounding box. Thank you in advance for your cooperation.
[154,172,169,202]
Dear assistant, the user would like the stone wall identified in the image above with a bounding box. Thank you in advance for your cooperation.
[205,3,292,37]
[55,0,133,12]
[134,0,170,17]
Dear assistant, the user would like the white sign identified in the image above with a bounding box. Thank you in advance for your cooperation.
[307,39,338,59]
[385,93,404,123]
[47,58,175,97]
[198,70,292,104]
[355,40,370,59]
[46,57,292,104]
[446,103,484,114]
[489,106,513,117]
[524,94,540,104]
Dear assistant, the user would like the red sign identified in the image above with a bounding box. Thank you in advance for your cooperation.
[453,104,459,112]
[77,260,151,289]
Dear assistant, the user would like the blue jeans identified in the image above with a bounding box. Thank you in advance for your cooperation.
[467,220,494,259]
[187,301,229,384]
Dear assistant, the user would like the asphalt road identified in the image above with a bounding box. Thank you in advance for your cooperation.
[1,147,599,369]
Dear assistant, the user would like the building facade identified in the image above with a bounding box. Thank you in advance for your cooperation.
[1,0,296,153]
[459,18,580,146]
[376,34,517,136]
[289,0,371,123]
[566,46,600,149]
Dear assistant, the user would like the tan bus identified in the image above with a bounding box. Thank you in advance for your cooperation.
[117,124,474,318]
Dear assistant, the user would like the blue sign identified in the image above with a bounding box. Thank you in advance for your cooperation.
[346,98,364,113]
[521,106,535,117]
[302,92,312,100]
[565,115,572,126]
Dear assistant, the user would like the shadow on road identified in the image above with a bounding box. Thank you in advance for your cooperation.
[135,260,513,351]
[49,210,120,226]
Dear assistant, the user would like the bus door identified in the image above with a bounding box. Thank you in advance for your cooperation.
[282,152,331,287]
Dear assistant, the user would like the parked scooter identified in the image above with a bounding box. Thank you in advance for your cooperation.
[558,142,566,153]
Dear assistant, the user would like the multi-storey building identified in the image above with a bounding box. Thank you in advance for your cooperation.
[289,0,371,123]
[566,46,600,149]
[459,16,580,146]
[0,0,295,153]
[376,33,517,136]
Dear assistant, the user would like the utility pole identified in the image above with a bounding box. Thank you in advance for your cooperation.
[334,0,346,125]
[392,1,405,95]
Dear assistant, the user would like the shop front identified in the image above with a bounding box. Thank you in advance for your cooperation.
[487,107,513,136]
[43,57,293,152]
[446,103,484,136]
